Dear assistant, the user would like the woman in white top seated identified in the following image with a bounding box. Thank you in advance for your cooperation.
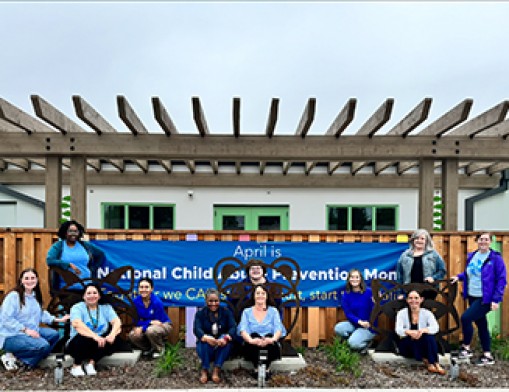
[395,290,445,375]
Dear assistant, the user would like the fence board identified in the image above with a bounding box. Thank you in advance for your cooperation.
[1,230,509,346]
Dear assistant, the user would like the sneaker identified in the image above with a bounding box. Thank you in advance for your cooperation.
[1,353,19,371]
[70,365,86,377]
[458,346,473,358]
[475,355,495,366]
[84,363,97,375]
[152,349,164,359]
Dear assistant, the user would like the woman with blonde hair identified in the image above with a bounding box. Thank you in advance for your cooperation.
[397,228,446,299]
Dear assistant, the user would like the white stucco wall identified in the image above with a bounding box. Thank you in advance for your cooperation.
[1,185,498,231]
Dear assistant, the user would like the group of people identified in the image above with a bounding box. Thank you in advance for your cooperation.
[335,229,507,375]
[0,222,507,382]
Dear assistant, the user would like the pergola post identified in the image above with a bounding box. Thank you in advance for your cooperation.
[442,158,459,230]
[418,158,435,231]
[44,156,62,229]
[70,156,87,226]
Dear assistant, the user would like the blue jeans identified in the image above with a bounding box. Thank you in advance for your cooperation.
[334,321,376,350]
[196,341,232,370]
[4,327,60,368]
[461,296,492,352]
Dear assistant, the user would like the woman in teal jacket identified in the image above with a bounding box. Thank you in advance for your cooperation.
[46,220,105,291]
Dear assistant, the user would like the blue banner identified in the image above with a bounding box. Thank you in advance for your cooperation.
[92,240,407,307]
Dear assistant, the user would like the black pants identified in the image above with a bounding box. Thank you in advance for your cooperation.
[66,334,126,365]
[242,333,281,368]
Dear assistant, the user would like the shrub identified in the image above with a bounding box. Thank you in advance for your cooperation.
[490,329,509,361]
[153,342,183,377]
[321,337,361,377]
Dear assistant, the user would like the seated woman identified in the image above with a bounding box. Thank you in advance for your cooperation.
[46,220,105,291]
[0,268,69,370]
[334,269,376,353]
[238,284,286,380]
[193,288,236,384]
[66,283,124,377]
[128,278,172,358]
[395,290,446,375]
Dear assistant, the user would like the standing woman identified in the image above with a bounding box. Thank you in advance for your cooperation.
[46,220,105,290]
[397,228,446,299]
[334,269,376,352]
[129,278,172,358]
[238,284,286,380]
[66,283,123,377]
[451,232,507,365]
[395,290,446,375]
[193,288,236,384]
[0,268,69,370]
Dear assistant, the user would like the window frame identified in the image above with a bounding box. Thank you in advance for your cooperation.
[326,204,398,231]
[101,202,175,229]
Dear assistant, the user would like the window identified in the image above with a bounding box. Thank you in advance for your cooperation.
[214,206,289,230]
[327,205,397,231]
[102,203,175,229]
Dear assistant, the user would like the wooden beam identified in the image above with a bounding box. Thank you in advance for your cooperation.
[2,134,509,161]
[73,95,116,135]
[0,97,57,134]
[70,156,87,226]
[0,170,498,189]
[152,97,178,136]
[295,98,316,137]
[465,162,494,175]
[305,162,316,175]
[418,158,435,231]
[351,161,371,175]
[446,101,509,137]
[328,162,342,175]
[488,162,509,175]
[233,97,240,137]
[31,95,88,134]
[398,161,418,174]
[158,160,172,173]
[45,156,62,229]
[374,161,393,174]
[265,98,279,137]
[386,98,432,136]
[282,162,291,175]
[72,95,125,171]
[3,159,30,171]
[0,118,27,133]
[117,95,149,135]
[326,99,356,137]
[418,99,473,136]
[442,158,458,230]
[356,98,394,137]
[192,97,209,136]
[235,161,241,175]
[476,118,509,138]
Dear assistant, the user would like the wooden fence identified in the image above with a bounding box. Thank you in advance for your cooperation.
[1,229,509,347]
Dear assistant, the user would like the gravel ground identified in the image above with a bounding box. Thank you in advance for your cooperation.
[2,347,509,390]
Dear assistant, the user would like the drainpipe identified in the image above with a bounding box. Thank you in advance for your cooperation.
[465,169,509,230]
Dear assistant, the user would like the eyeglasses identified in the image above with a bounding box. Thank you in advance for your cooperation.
[67,230,80,235]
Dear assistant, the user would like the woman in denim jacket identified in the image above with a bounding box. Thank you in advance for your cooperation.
[397,228,446,299]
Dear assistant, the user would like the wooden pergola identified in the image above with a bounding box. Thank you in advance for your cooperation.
[0,95,508,230]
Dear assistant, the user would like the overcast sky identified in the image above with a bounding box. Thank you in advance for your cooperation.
[1,2,508,136]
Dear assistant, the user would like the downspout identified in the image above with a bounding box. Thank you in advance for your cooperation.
[465,169,509,230]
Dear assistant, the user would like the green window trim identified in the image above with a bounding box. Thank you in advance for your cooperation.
[214,205,289,230]
[326,205,398,231]
[101,202,175,229]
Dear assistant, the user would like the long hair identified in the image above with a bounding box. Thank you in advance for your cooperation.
[246,284,275,308]
[409,228,434,253]
[57,220,85,241]
[8,268,44,309]
[344,269,367,293]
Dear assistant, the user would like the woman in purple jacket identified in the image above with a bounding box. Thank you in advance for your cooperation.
[451,232,507,365]
[128,278,172,358]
